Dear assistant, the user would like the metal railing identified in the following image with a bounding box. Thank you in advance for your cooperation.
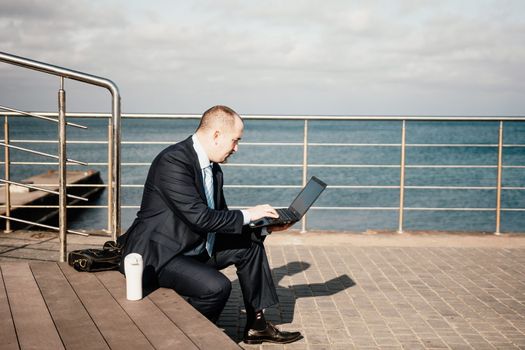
[0,107,91,234]
[0,52,121,261]
[2,112,523,235]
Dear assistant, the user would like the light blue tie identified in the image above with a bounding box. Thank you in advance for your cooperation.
[203,165,215,256]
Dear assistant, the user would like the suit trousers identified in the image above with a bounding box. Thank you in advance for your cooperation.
[157,232,279,323]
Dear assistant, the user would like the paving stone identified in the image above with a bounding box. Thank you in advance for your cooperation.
[304,333,330,345]
[325,329,350,344]
[466,342,497,350]
[395,334,419,342]
[448,345,474,350]
[281,344,308,350]
[398,341,427,350]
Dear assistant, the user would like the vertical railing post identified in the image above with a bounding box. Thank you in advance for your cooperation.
[111,92,121,240]
[4,116,12,233]
[107,121,113,232]
[301,119,308,233]
[495,121,503,235]
[398,120,407,234]
[58,78,67,262]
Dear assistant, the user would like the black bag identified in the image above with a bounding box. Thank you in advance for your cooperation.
[68,241,122,272]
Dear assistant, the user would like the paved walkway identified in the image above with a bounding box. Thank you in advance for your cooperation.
[1,230,524,349]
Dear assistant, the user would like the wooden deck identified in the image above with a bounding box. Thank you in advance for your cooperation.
[0,262,241,350]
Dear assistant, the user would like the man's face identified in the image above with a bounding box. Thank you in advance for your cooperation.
[213,117,244,163]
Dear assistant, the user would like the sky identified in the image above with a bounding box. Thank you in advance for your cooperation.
[1,0,524,116]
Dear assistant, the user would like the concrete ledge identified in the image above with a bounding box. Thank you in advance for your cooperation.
[1,229,525,262]
[265,229,525,248]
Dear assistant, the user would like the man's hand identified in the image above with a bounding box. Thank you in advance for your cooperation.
[246,204,278,221]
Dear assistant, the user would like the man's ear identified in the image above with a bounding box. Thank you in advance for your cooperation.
[213,130,220,145]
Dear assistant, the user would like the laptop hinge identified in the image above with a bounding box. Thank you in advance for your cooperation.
[290,208,301,219]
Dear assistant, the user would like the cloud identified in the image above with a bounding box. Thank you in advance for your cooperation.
[0,0,524,115]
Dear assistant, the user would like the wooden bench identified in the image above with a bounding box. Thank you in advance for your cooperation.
[0,262,242,350]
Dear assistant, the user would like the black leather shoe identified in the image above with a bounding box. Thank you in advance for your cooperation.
[244,322,302,344]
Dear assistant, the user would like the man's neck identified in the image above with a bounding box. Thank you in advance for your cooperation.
[195,132,212,159]
[192,133,213,171]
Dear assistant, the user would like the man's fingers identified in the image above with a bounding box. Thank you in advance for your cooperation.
[262,204,278,218]
[247,204,279,221]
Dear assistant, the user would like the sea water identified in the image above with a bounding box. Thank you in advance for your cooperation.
[3,116,524,233]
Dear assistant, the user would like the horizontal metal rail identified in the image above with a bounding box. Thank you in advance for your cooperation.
[0,214,88,236]
[3,111,524,121]
[0,183,108,188]
[4,183,525,191]
[1,143,87,165]
[0,106,87,129]
[0,179,88,201]
[3,161,525,169]
[3,204,524,212]
[4,139,525,149]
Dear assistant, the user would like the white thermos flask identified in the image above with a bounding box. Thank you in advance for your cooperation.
[124,253,143,300]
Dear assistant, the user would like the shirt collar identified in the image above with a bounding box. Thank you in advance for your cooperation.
[192,134,212,170]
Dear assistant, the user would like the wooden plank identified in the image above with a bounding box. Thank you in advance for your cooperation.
[149,288,242,350]
[96,271,199,350]
[58,263,154,350]
[1,262,65,350]
[30,262,109,350]
[0,265,19,350]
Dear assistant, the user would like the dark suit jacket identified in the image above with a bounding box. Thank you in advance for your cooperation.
[118,136,246,290]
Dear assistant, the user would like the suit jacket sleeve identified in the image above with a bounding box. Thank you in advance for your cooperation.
[155,148,244,235]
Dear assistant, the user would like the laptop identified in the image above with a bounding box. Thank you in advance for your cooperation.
[249,176,327,228]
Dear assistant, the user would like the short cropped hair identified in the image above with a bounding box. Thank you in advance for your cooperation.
[197,105,241,131]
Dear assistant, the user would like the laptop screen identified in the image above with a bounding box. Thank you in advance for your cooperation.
[289,177,327,217]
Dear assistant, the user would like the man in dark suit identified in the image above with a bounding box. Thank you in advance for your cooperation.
[118,105,302,344]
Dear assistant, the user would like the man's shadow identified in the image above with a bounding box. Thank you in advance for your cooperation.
[218,261,355,341]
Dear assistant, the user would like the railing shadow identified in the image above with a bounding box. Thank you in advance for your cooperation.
[268,261,355,324]
[219,260,355,341]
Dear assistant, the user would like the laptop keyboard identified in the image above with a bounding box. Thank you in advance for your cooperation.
[276,208,296,222]
[248,207,299,228]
